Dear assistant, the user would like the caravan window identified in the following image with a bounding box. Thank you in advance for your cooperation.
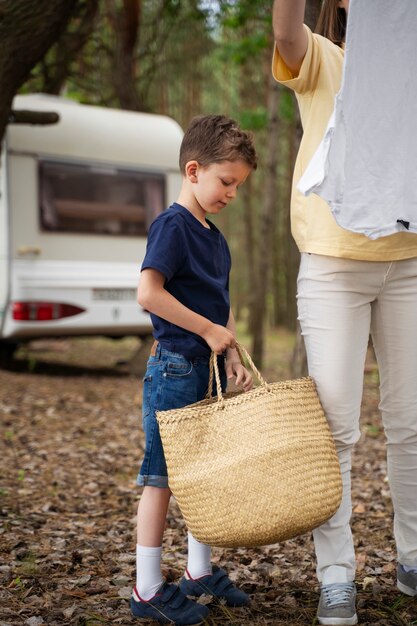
[39,160,165,236]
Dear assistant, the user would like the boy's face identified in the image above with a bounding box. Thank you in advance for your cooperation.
[188,159,251,219]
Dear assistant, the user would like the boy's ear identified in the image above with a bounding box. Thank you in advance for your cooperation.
[185,160,199,182]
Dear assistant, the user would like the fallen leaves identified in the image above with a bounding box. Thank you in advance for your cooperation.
[0,340,416,625]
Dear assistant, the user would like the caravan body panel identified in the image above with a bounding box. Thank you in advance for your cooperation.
[0,141,8,335]
[1,94,183,342]
[3,260,149,338]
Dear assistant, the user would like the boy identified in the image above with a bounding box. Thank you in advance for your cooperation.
[131,114,258,625]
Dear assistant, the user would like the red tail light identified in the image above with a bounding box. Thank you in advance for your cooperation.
[12,302,85,322]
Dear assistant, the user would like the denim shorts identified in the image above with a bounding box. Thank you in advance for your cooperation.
[137,344,226,488]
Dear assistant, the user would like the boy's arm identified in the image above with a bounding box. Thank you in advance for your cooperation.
[138,268,236,355]
[225,310,253,392]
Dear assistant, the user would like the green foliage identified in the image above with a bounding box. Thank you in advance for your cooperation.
[218,0,272,28]
[279,90,296,122]
[238,107,267,131]
[164,0,181,17]
[220,33,270,64]
[5,429,14,441]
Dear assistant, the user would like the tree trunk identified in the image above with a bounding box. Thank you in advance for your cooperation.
[305,0,322,31]
[106,0,142,111]
[242,176,258,323]
[250,75,281,367]
[287,0,322,372]
[38,0,99,95]
[289,108,308,375]
[283,108,300,330]
[0,0,80,142]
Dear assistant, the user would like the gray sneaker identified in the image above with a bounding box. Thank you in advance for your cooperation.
[397,564,417,596]
[317,582,358,626]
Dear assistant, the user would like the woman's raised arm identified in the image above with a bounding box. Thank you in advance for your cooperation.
[272,0,308,75]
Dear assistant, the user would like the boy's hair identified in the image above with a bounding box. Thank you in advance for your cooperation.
[315,0,347,47]
[179,114,257,173]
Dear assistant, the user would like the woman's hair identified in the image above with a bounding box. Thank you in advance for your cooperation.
[315,0,347,46]
[179,114,257,173]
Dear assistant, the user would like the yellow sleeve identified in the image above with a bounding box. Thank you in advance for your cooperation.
[272,25,323,95]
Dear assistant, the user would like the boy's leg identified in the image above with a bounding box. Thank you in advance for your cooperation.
[186,531,212,578]
[133,347,210,623]
[175,359,249,607]
[138,486,172,547]
[136,486,171,599]
[181,531,249,607]
[183,362,221,579]
[133,483,210,623]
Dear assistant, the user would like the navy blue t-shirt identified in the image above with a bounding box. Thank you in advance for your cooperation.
[141,202,231,358]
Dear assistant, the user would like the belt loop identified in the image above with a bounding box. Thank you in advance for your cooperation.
[150,340,159,357]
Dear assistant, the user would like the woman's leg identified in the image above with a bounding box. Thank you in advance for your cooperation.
[297,253,380,582]
[371,257,417,567]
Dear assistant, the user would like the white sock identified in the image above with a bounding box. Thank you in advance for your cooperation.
[186,532,212,579]
[135,544,163,601]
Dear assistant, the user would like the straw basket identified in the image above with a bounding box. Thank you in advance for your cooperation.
[156,343,342,548]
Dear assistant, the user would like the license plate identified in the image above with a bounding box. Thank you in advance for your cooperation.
[92,288,136,301]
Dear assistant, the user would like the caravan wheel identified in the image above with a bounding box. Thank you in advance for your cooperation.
[0,342,18,369]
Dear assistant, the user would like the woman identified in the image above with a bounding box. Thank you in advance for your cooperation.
[272,1,417,625]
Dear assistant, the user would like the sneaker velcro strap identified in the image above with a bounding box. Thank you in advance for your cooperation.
[207,567,234,592]
[159,583,187,609]
[191,566,234,596]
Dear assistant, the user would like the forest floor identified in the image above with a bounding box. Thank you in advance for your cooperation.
[0,331,416,626]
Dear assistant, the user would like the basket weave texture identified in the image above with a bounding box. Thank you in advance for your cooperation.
[156,344,342,548]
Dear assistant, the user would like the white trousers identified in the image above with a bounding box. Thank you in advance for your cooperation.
[297,253,417,582]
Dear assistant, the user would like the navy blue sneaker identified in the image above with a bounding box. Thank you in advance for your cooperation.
[180,566,250,607]
[131,582,209,625]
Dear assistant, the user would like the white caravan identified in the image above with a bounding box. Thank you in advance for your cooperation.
[0,94,183,363]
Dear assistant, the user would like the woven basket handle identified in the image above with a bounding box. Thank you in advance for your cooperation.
[208,341,268,401]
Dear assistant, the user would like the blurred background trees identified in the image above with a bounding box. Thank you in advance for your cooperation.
[1,0,322,368]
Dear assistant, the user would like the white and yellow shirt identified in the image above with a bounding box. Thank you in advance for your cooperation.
[272,24,417,260]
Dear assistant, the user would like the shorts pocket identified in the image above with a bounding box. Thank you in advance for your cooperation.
[141,374,152,420]
[165,359,193,377]
[159,360,198,409]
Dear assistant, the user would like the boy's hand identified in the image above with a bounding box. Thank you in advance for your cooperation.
[226,359,253,392]
[203,323,236,354]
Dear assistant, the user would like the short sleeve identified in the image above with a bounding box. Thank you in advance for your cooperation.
[141,216,185,281]
[272,25,321,95]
